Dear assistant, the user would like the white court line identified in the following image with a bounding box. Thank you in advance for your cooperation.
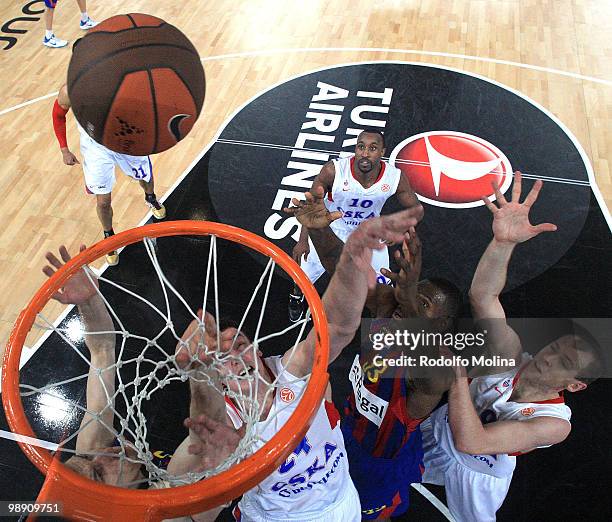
[217,138,592,187]
[199,47,612,87]
[0,47,610,117]
[411,483,455,521]
[0,91,58,116]
[0,429,59,452]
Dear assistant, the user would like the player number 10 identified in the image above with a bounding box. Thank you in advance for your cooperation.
[348,198,373,208]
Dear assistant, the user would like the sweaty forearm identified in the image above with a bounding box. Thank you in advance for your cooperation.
[322,247,368,346]
[470,239,516,302]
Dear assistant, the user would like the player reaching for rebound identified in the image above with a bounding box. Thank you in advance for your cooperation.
[288,129,423,322]
[52,82,166,266]
[421,172,607,521]
[166,206,423,522]
[286,187,460,520]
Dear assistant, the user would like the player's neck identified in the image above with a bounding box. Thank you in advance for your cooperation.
[511,379,561,403]
[354,163,382,188]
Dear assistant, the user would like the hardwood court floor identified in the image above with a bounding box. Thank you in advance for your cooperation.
[0,1,610,357]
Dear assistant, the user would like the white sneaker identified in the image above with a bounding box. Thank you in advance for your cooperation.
[79,17,98,30]
[43,34,68,48]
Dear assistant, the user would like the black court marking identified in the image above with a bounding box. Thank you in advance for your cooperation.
[1,62,610,522]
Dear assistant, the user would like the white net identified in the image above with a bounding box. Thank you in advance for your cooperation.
[13,231,317,492]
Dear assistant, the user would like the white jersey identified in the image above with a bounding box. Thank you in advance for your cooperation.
[429,353,572,478]
[326,156,402,241]
[233,356,360,521]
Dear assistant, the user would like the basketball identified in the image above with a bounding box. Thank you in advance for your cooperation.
[67,13,205,156]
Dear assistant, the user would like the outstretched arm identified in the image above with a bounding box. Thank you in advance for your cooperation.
[283,205,422,377]
[284,186,395,315]
[291,162,336,264]
[284,186,343,275]
[448,373,570,455]
[469,172,557,358]
[42,245,115,452]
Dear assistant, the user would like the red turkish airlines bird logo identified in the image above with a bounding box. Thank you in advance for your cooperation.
[389,131,513,208]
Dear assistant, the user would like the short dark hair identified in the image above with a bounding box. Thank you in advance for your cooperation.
[358,128,386,149]
[571,323,607,385]
[426,277,462,319]
[217,316,251,340]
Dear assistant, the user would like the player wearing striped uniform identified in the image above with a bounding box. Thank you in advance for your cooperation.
[285,190,460,520]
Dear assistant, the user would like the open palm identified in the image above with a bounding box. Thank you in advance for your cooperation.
[42,245,99,305]
[483,171,557,244]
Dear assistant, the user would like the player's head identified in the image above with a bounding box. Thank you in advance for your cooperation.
[355,129,386,174]
[391,277,461,330]
[522,326,606,392]
[65,447,144,487]
[216,318,265,392]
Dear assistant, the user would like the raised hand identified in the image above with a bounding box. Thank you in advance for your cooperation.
[184,414,245,472]
[381,226,422,289]
[42,245,98,305]
[483,171,557,244]
[175,310,219,370]
[283,186,342,230]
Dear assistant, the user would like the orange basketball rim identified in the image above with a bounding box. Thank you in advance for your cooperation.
[2,221,329,521]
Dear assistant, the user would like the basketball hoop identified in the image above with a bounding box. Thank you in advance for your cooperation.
[3,221,329,521]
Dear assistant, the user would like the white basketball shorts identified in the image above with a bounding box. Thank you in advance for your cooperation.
[79,127,152,195]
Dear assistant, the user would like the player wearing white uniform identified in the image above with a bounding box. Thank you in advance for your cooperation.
[288,129,423,322]
[167,204,423,522]
[422,353,571,521]
[422,172,605,521]
[52,83,166,266]
[230,356,359,521]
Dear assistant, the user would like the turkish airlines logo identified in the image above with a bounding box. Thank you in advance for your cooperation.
[389,131,513,208]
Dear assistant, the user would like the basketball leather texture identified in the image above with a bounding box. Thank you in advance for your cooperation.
[67,13,205,156]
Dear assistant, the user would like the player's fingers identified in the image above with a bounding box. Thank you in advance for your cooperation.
[304,191,314,204]
[59,245,72,263]
[45,251,63,269]
[328,211,343,223]
[203,312,217,336]
[481,195,497,213]
[42,266,55,278]
[523,179,543,207]
[511,171,522,201]
[492,180,507,206]
[283,206,296,215]
[531,222,557,235]
[380,268,398,283]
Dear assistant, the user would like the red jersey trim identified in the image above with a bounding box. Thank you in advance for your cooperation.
[325,400,341,429]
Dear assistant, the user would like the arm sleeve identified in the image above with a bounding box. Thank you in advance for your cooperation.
[52,99,69,149]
